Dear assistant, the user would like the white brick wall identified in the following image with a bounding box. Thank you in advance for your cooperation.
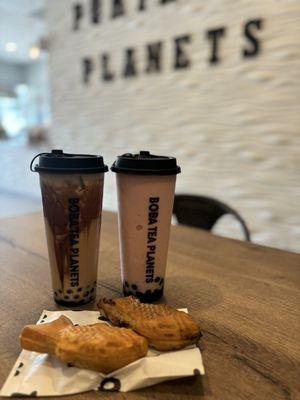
[45,0,300,252]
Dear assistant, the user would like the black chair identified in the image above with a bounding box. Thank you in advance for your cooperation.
[173,194,251,241]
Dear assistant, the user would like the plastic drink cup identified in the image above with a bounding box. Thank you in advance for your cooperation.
[31,150,108,306]
[111,151,181,302]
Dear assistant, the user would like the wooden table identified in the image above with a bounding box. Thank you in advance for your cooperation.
[0,211,299,400]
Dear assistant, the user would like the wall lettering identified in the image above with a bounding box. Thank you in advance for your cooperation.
[73,0,179,29]
[91,0,101,24]
[73,4,83,30]
[101,54,115,81]
[146,42,163,73]
[123,48,138,77]
[138,0,147,11]
[74,2,264,84]
[83,58,93,83]
[174,35,191,69]
[243,19,263,57]
[207,28,226,64]
[111,0,125,19]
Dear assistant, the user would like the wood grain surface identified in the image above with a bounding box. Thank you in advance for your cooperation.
[0,211,299,400]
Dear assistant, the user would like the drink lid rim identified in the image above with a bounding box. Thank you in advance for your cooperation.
[111,151,181,175]
[111,164,181,175]
[30,150,108,174]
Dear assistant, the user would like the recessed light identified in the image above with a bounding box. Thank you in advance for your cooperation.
[29,46,40,60]
[5,42,17,52]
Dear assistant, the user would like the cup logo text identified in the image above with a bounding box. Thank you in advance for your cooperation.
[69,198,80,287]
[146,197,159,283]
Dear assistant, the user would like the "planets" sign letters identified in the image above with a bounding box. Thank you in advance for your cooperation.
[71,0,264,84]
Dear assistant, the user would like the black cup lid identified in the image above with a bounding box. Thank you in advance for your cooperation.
[30,150,108,174]
[111,151,181,175]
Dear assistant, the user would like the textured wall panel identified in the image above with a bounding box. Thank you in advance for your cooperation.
[46,0,300,252]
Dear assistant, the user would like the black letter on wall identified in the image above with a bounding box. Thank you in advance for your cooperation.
[101,54,115,81]
[174,35,191,69]
[206,27,226,64]
[138,0,147,11]
[112,0,125,18]
[146,42,163,73]
[160,0,177,4]
[82,58,94,84]
[243,19,263,57]
[73,4,83,30]
[91,0,101,24]
[123,48,137,77]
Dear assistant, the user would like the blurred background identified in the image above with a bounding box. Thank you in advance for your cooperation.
[0,0,299,252]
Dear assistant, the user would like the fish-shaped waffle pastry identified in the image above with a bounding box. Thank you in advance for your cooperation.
[20,316,148,373]
[55,323,148,373]
[98,296,202,351]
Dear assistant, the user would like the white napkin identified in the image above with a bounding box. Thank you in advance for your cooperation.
[0,309,205,396]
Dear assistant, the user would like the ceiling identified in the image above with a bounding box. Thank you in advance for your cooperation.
[0,0,46,64]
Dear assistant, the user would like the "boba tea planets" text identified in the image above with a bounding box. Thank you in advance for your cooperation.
[146,197,160,283]
[68,198,80,287]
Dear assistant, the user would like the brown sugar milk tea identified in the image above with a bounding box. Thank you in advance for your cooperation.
[31,150,108,306]
[111,151,181,302]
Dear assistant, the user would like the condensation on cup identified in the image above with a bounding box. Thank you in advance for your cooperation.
[30,150,108,307]
[111,151,181,302]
